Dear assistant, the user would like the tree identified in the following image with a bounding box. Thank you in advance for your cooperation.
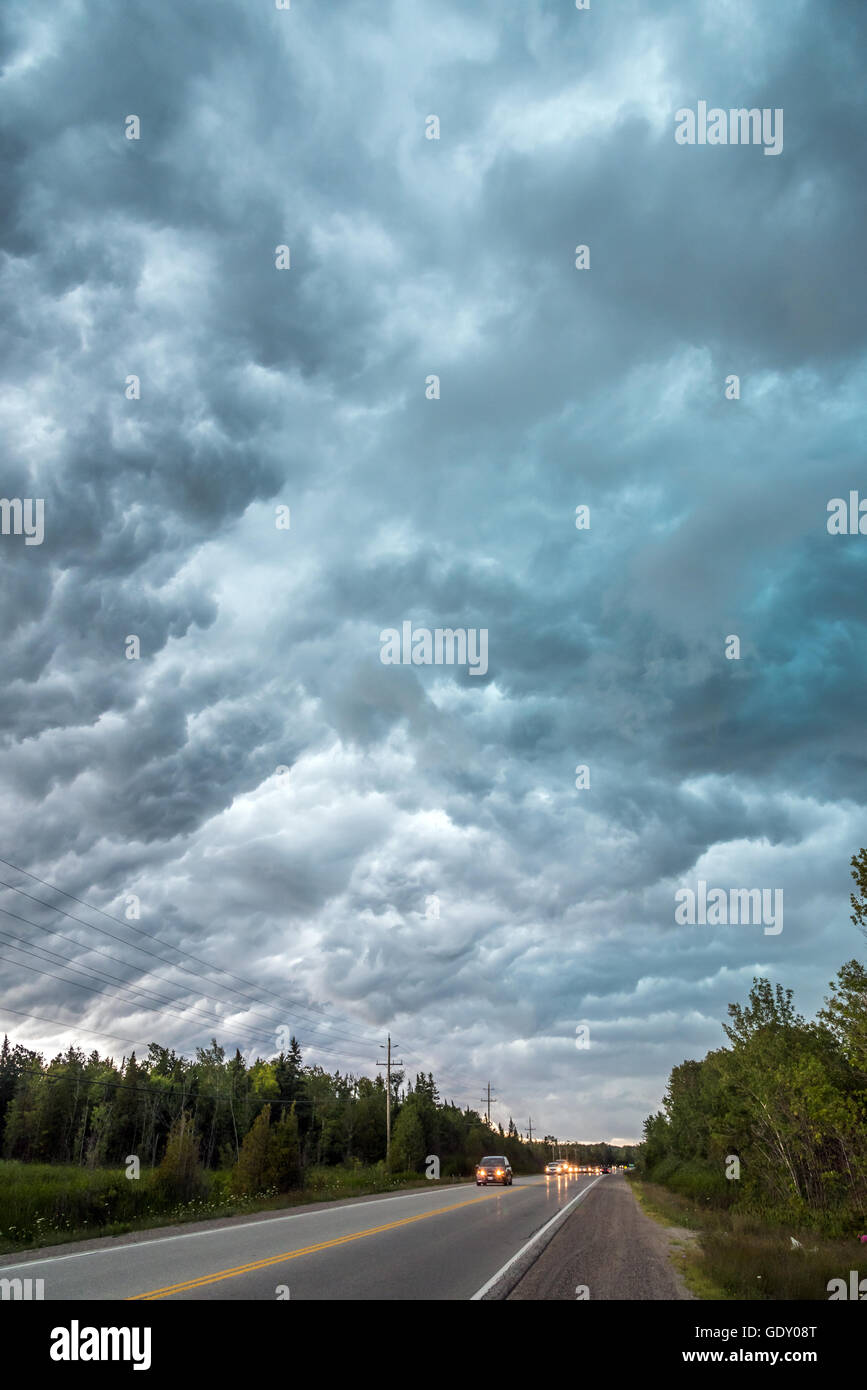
[352,1078,387,1164]
[849,849,867,938]
[275,1038,311,1134]
[0,1036,38,1151]
[389,1098,426,1173]
[723,978,804,1046]
[154,1111,205,1202]
[819,960,867,1081]
[107,1052,144,1164]
[231,1105,276,1195]
[269,1105,302,1190]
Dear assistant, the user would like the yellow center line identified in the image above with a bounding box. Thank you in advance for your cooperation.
[127,1188,515,1300]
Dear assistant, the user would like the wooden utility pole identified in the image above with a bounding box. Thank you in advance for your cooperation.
[479,1081,496,1126]
[377,1035,403,1159]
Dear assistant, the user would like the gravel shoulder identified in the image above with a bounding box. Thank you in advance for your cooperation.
[505,1174,698,1301]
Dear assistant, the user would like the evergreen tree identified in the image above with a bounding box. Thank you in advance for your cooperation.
[231,1104,276,1195]
[0,1036,38,1151]
[154,1110,205,1202]
[269,1104,302,1190]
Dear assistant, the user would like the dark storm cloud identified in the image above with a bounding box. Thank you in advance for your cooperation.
[0,0,865,1136]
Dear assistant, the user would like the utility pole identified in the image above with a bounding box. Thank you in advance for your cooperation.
[526,1116,534,1142]
[479,1082,496,1126]
[377,1035,403,1160]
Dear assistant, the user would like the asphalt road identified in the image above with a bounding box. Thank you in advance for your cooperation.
[0,1172,604,1301]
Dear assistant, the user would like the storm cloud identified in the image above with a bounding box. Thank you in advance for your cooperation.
[0,0,865,1140]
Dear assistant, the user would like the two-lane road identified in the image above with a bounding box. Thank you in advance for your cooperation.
[0,1172,604,1300]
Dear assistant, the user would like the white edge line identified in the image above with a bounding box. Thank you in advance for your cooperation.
[0,1176,546,1273]
[469,1174,604,1300]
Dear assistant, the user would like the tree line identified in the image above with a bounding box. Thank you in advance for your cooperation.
[639,851,867,1232]
[0,1032,634,1184]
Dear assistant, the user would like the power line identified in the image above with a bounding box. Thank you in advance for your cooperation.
[0,945,290,1053]
[399,1045,480,1096]
[0,1005,157,1049]
[0,870,378,1050]
[0,923,288,1045]
[0,857,379,1047]
[0,898,362,1053]
[0,861,504,1107]
[0,946,374,1066]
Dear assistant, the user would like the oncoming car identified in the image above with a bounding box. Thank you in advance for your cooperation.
[476,1155,513,1186]
[544,1161,565,1176]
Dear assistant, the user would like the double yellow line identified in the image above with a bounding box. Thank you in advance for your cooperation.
[128,1189,507,1300]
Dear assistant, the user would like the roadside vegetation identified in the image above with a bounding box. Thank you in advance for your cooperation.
[0,1049,534,1253]
[628,1173,867,1300]
[631,848,867,1299]
[0,1155,454,1255]
[0,1030,636,1253]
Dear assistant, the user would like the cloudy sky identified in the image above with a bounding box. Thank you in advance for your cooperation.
[1,0,865,1143]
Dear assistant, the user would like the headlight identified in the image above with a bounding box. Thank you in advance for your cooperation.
[495,1169,503,1176]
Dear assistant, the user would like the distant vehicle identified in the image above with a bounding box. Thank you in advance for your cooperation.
[545,1161,565,1176]
[601,1165,610,1173]
[476,1156,513,1186]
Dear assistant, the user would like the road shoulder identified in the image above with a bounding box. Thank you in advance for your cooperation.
[504,1174,698,1300]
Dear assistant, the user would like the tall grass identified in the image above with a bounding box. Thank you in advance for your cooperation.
[0,1160,460,1254]
[629,1174,867,1300]
[0,1160,243,1249]
[642,1156,863,1235]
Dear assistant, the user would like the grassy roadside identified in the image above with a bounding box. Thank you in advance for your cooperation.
[0,1160,475,1256]
[626,1172,867,1300]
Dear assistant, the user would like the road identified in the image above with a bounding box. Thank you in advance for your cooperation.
[0,1172,606,1301]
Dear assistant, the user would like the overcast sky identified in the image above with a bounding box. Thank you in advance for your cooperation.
[1,0,865,1143]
